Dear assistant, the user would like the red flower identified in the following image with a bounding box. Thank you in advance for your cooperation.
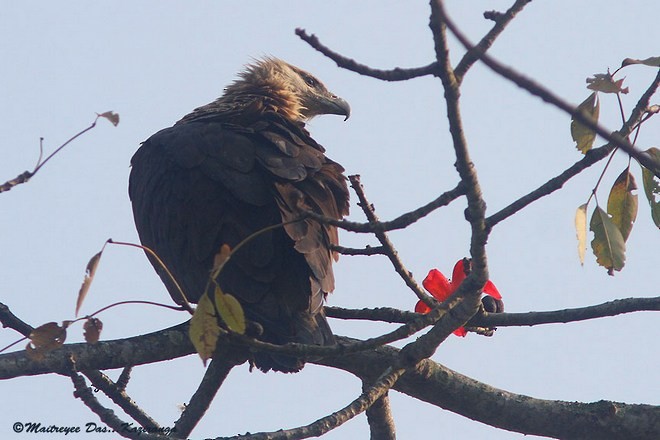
[414,259,502,337]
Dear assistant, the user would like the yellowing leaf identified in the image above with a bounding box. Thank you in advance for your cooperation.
[621,56,660,68]
[98,111,120,126]
[76,249,104,316]
[571,92,600,154]
[586,73,629,94]
[83,317,103,344]
[640,147,660,229]
[189,294,220,366]
[575,203,588,265]
[590,207,626,275]
[607,169,638,242]
[214,285,246,334]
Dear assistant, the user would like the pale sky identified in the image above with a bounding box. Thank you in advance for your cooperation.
[1,1,658,439]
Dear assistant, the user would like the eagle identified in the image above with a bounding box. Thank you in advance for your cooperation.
[128,58,350,373]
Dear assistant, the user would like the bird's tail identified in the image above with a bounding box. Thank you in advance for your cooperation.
[252,309,335,373]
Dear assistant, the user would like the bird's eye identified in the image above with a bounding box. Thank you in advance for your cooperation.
[304,75,318,87]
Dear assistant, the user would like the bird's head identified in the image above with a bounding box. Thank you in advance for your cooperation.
[225,57,350,123]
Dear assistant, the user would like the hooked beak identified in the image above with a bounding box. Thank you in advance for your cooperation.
[306,94,351,121]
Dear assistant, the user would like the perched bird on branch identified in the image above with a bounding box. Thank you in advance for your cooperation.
[129,58,350,372]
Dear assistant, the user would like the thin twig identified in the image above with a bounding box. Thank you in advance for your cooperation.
[83,369,161,430]
[295,28,438,81]
[328,296,660,328]
[215,367,405,440]
[1,115,103,194]
[348,175,432,304]
[331,244,386,256]
[303,182,465,234]
[454,0,533,82]
[471,296,660,327]
[69,357,170,439]
[486,68,660,228]
[441,8,660,176]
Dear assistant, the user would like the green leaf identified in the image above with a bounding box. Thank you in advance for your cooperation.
[607,169,638,241]
[575,203,588,265]
[571,92,600,154]
[214,285,246,334]
[621,56,660,68]
[590,207,626,275]
[189,294,220,366]
[640,147,660,229]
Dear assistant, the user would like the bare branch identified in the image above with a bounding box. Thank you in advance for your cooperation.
[295,28,438,81]
[83,369,161,431]
[0,114,116,194]
[0,322,194,380]
[5,296,657,381]
[0,302,33,337]
[321,339,660,440]
[172,351,243,438]
[69,358,169,439]
[440,7,660,177]
[454,0,533,82]
[401,1,492,366]
[303,181,464,234]
[363,381,396,440]
[348,175,431,304]
[329,296,660,328]
[215,367,405,440]
[472,296,660,327]
[326,306,417,324]
[331,244,386,256]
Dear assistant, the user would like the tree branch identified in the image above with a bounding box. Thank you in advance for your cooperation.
[486,65,660,228]
[172,350,243,438]
[331,244,386,256]
[0,322,195,380]
[348,175,431,303]
[303,181,464,234]
[327,296,660,328]
[3,318,659,438]
[69,358,170,439]
[0,301,34,337]
[472,296,660,327]
[440,7,660,176]
[320,338,660,440]
[454,0,533,82]
[295,28,438,81]
[363,381,396,440]
[5,296,657,381]
[82,369,161,431]
[215,367,405,440]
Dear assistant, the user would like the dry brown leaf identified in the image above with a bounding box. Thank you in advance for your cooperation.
[98,111,120,126]
[27,322,67,360]
[76,250,103,316]
[83,317,103,344]
[211,244,232,278]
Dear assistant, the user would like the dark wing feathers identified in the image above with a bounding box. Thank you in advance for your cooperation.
[129,111,348,372]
